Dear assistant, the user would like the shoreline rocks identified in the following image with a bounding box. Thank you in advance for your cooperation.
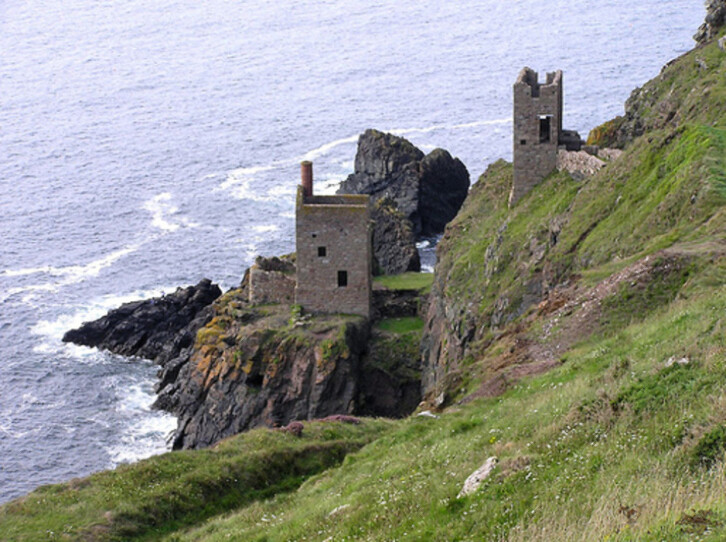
[62,279,222,365]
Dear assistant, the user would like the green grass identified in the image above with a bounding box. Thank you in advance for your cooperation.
[373,272,434,292]
[165,274,726,541]
[374,316,423,334]
[0,420,393,541]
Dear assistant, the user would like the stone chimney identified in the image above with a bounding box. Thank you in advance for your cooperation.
[301,161,313,198]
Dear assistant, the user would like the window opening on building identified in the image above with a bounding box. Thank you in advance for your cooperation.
[318,246,326,257]
[520,139,527,145]
[337,270,348,287]
[539,116,551,143]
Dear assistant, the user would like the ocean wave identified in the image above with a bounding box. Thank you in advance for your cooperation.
[297,134,359,163]
[251,224,279,233]
[0,244,142,303]
[106,382,176,465]
[142,192,199,232]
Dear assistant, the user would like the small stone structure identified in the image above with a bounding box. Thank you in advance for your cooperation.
[510,67,582,206]
[295,161,372,318]
[248,256,296,305]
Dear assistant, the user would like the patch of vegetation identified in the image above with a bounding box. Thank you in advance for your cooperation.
[373,272,434,292]
[167,278,726,541]
[0,420,393,542]
[691,425,726,470]
[375,316,423,334]
[599,256,694,333]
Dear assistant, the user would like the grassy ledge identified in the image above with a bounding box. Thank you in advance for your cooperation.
[0,420,393,541]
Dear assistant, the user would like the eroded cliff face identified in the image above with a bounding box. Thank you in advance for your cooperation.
[148,285,424,449]
[162,290,369,449]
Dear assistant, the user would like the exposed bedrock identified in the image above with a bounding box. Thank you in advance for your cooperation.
[62,278,222,365]
[371,197,421,275]
[694,0,726,44]
[154,288,423,450]
[337,129,470,238]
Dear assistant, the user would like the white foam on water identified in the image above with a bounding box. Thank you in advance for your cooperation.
[0,266,55,278]
[143,192,199,232]
[421,264,435,273]
[107,382,176,465]
[0,244,142,303]
[251,224,279,233]
[297,134,359,163]
[388,117,512,137]
[219,163,281,191]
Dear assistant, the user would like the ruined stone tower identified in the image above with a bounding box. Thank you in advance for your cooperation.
[510,67,563,206]
[295,161,372,318]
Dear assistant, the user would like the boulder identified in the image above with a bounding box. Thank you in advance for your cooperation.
[338,129,470,237]
[62,279,222,365]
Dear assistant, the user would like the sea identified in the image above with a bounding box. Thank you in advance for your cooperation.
[0,0,704,503]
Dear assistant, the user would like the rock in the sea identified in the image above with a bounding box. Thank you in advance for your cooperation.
[372,197,420,275]
[62,279,222,365]
[694,0,726,44]
[338,129,470,237]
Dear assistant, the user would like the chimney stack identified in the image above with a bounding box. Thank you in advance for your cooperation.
[301,161,313,198]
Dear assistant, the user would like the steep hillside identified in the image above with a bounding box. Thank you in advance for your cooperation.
[422,32,726,404]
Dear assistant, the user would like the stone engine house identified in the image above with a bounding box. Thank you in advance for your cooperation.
[294,161,372,318]
[510,67,581,206]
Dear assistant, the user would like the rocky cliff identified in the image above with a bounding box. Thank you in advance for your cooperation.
[64,276,426,449]
[694,0,726,43]
[371,197,420,274]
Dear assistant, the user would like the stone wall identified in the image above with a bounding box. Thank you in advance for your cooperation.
[510,68,562,206]
[248,266,295,305]
[295,187,372,318]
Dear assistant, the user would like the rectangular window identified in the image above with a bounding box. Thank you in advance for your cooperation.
[337,270,348,287]
[520,139,527,145]
[539,116,551,143]
[318,246,326,257]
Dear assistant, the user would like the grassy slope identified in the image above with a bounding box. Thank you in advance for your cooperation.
[1,31,725,542]
[0,420,393,541]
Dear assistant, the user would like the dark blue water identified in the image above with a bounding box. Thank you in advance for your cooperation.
[0,0,703,503]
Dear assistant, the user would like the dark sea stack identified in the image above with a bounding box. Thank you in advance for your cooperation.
[371,197,421,275]
[62,279,222,364]
[338,129,470,237]
[417,148,470,235]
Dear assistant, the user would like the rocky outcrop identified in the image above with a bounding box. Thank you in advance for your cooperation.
[152,283,428,449]
[162,293,370,449]
[694,0,726,44]
[62,279,222,364]
[338,129,470,237]
[371,198,420,274]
